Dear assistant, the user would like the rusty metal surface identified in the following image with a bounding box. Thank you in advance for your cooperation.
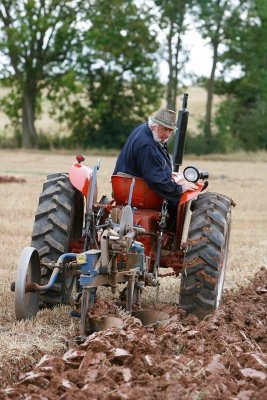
[126,253,142,271]
[82,269,137,290]
[159,250,184,272]
[101,229,110,267]
[132,310,170,326]
[88,316,123,332]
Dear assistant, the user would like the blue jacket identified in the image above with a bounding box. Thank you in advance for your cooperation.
[113,123,182,205]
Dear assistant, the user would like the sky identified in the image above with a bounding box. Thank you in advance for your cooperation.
[159,30,213,84]
[134,0,215,83]
[158,28,242,85]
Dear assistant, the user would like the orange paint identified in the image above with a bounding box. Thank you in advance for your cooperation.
[69,163,94,199]
[179,182,204,205]
[111,175,163,209]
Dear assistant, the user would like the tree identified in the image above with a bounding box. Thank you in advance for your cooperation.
[66,0,162,148]
[194,0,238,148]
[155,0,192,110]
[214,0,267,151]
[0,0,87,148]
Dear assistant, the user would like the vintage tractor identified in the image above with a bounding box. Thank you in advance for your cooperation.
[12,94,233,339]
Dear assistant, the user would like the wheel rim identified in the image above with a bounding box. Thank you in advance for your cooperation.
[15,247,41,320]
[216,215,231,308]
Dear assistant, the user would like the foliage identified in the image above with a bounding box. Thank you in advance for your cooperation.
[185,132,219,155]
[0,0,266,153]
[65,0,163,149]
[214,0,267,151]
[0,0,87,147]
[193,0,240,150]
[154,0,193,110]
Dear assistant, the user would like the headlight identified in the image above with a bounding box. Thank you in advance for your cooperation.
[183,166,199,182]
[183,166,209,182]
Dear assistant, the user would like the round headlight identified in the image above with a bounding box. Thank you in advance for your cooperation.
[183,166,199,183]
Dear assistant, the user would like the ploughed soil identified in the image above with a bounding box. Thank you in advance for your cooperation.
[1,268,266,400]
[0,176,26,184]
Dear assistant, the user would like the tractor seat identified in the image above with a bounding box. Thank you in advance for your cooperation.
[116,172,137,178]
[111,173,163,209]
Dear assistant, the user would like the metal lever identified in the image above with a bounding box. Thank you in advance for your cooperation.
[128,178,135,206]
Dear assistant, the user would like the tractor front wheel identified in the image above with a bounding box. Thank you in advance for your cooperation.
[31,173,84,306]
[179,192,232,318]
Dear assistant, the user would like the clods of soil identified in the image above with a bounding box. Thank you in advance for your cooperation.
[0,176,26,184]
[1,268,266,400]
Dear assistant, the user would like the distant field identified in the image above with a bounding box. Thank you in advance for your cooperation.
[0,86,222,137]
[0,149,266,387]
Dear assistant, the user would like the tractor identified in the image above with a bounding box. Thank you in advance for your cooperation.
[12,94,234,340]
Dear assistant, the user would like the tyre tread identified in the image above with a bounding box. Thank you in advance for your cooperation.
[31,173,83,306]
[179,192,232,318]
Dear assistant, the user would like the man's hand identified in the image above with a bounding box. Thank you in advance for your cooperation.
[181,180,198,193]
[172,171,198,192]
[172,171,184,184]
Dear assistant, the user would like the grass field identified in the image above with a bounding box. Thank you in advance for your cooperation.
[0,149,266,387]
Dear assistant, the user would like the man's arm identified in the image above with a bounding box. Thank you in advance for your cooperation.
[135,145,183,205]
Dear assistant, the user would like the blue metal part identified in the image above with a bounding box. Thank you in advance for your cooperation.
[131,242,145,254]
[80,250,101,274]
[42,267,60,290]
[57,253,78,265]
[34,253,79,292]
[78,250,101,289]
[70,241,145,292]
[80,274,98,286]
[89,287,96,304]
[129,242,145,272]
[37,252,78,291]
[70,310,81,318]
[37,253,77,291]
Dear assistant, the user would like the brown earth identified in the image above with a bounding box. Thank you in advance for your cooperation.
[1,268,266,400]
[0,176,26,184]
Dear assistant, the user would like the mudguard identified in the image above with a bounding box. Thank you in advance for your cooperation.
[69,163,97,202]
[179,181,205,206]
[175,181,205,249]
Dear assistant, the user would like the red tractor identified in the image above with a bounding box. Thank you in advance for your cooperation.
[12,95,233,339]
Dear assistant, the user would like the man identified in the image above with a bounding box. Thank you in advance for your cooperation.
[113,108,197,206]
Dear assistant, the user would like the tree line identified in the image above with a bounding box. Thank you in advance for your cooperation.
[0,0,266,153]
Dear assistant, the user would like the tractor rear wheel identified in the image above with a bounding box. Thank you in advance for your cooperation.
[179,192,232,318]
[31,173,84,306]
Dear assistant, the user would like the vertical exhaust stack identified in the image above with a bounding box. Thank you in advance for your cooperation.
[172,93,189,173]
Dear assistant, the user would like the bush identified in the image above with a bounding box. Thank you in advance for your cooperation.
[0,130,21,148]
